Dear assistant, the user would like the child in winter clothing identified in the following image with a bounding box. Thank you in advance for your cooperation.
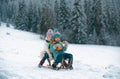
[49,33,73,69]
[38,29,73,69]
[38,29,54,67]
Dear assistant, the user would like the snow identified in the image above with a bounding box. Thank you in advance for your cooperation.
[0,23,120,79]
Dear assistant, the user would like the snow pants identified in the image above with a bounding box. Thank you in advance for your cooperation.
[53,53,73,66]
[41,52,49,62]
[39,52,50,65]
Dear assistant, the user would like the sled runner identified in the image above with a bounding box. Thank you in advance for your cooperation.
[38,65,73,70]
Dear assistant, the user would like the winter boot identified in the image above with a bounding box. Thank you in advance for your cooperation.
[67,59,73,70]
[52,63,59,70]
[47,58,51,66]
[38,61,44,68]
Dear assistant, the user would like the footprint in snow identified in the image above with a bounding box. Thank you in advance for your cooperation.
[103,74,113,78]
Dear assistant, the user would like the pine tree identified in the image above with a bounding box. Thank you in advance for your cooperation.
[0,0,1,26]
[38,3,53,35]
[36,6,42,34]
[84,0,104,45]
[14,0,28,31]
[103,0,120,46]
[54,0,60,28]
[84,0,96,44]
[27,1,38,33]
[58,0,71,32]
[92,0,104,44]
[0,0,2,22]
[0,0,8,22]
[101,0,113,45]
[71,0,87,44]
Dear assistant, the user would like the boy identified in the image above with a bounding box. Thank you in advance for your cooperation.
[49,34,73,70]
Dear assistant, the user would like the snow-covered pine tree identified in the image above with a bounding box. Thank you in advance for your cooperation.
[58,0,71,32]
[115,0,120,46]
[14,0,28,31]
[99,0,109,45]
[0,0,1,26]
[0,0,8,22]
[36,6,42,34]
[92,0,104,44]
[6,0,16,25]
[84,0,104,45]
[27,1,38,33]
[71,0,87,44]
[38,3,53,35]
[0,0,2,23]
[103,0,120,46]
[54,0,60,28]
[84,0,95,44]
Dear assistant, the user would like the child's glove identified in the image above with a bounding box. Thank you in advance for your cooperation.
[63,41,68,47]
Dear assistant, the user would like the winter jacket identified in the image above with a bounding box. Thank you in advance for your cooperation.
[48,42,67,59]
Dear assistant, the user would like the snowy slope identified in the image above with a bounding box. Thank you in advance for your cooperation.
[0,23,120,79]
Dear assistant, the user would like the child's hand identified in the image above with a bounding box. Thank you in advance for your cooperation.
[63,41,68,47]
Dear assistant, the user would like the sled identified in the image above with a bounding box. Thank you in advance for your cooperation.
[39,65,73,70]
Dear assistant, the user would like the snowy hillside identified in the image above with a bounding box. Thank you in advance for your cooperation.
[0,24,120,79]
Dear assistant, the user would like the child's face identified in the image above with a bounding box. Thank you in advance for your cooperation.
[54,37,60,42]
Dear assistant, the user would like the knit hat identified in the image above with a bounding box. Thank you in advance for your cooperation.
[45,29,54,41]
[54,28,58,33]
[52,33,61,39]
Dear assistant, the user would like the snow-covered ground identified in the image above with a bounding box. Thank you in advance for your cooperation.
[0,23,120,79]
